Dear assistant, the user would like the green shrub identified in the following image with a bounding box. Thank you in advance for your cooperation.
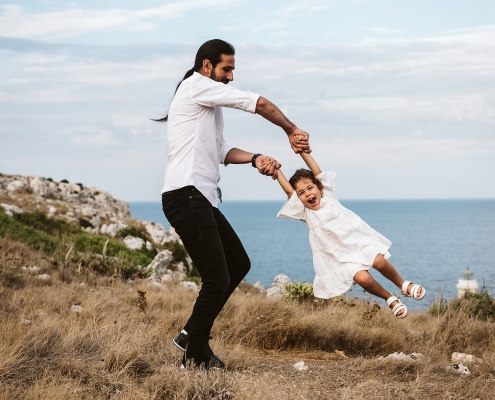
[13,211,81,237]
[449,288,495,320]
[0,212,61,253]
[60,179,69,183]
[162,240,189,268]
[117,226,148,242]
[285,281,314,301]
[429,295,449,316]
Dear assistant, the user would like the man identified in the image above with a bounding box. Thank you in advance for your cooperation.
[159,39,310,369]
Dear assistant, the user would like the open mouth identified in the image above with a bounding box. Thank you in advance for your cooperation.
[308,196,317,206]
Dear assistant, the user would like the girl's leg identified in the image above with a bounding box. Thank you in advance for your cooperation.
[354,270,405,316]
[372,254,423,297]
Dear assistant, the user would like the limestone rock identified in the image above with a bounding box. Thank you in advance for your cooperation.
[147,281,167,290]
[180,281,198,290]
[123,236,145,250]
[22,266,39,274]
[378,352,424,362]
[160,274,173,283]
[35,274,50,281]
[253,281,266,293]
[266,274,291,298]
[451,352,481,364]
[1,203,23,216]
[447,363,470,374]
[71,305,83,313]
[293,361,309,371]
[147,250,173,281]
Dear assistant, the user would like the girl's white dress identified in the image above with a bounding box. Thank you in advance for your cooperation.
[277,171,391,299]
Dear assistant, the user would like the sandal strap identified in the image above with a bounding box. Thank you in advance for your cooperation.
[393,303,407,318]
[401,281,412,296]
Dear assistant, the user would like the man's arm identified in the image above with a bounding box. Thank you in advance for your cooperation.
[224,148,281,179]
[255,97,311,154]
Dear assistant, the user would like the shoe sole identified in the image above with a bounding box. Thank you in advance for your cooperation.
[173,338,186,352]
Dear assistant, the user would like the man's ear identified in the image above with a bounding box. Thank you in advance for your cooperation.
[202,59,212,76]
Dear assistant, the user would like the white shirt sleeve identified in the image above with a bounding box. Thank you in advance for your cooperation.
[315,171,337,192]
[277,191,306,221]
[219,136,234,165]
[190,73,260,113]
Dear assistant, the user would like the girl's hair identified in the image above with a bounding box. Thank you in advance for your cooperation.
[154,39,235,122]
[289,168,323,191]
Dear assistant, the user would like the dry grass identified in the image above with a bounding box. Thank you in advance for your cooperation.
[1,237,495,399]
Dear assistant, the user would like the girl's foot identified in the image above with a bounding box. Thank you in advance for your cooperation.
[386,294,408,319]
[401,281,426,300]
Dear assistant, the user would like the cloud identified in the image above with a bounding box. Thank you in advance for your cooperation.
[0,1,242,39]
[369,27,403,34]
[66,127,119,146]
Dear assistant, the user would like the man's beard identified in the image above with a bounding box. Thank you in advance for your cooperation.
[209,69,228,84]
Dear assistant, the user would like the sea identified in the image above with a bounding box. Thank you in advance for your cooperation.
[129,199,495,311]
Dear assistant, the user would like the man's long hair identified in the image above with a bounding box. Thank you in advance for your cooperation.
[154,39,235,122]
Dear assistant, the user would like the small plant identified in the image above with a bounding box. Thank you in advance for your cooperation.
[117,226,148,242]
[60,179,69,183]
[137,289,147,312]
[360,303,381,324]
[284,281,314,301]
[47,177,53,182]
[429,295,449,316]
[76,183,84,190]
[162,240,190,269]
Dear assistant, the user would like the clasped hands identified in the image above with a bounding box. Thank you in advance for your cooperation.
[255,129,311,179]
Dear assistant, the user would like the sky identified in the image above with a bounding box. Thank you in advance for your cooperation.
[1,0,494,201]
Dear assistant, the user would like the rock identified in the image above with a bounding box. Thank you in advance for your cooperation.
[253,281,266,293]
[447,363,470,374]
[147,281,167,290]
[451,352,481,364]
[21,266,39,274]
[147,250,173,281]
[293,361,309,371]
[378,352,424,362]
[71,305,83,313]
[20,319,32,325]
[123,236,145,250]
[266,274,291,298]
[47,206,57,217]
[1,203,23,216]
[180,281,198,290]
[145,241,153,251]
[160,274,173,283]
[35,274,50,281]
[172,271,187,282]
[176,262,187,274]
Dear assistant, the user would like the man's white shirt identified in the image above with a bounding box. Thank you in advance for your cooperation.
[162,72,260,207]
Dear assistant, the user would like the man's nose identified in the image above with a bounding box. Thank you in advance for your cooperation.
[228,72,234,81]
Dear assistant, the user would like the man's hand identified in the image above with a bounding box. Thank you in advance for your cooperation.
[255,155,281,180]
[288,129,311,154]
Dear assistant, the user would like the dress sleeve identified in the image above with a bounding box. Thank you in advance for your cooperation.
[315,171,337,192]
[277,191,306,221]
[190,74,260,113]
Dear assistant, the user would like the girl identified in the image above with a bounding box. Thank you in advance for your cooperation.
[275,149,425,318]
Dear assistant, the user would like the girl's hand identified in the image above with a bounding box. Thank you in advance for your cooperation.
[288,129,311,154]
[255,155,281,180]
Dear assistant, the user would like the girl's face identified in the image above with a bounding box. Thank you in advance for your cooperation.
[294,178,322,210]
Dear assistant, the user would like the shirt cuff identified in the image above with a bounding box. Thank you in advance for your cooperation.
[245,91,261,114]
[219,141,234,165]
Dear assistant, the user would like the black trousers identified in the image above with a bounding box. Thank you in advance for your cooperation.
[162,186,251,351]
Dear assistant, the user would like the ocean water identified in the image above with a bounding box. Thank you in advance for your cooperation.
[129,199,495,310]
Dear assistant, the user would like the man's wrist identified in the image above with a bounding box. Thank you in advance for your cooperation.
[251,153,262,168]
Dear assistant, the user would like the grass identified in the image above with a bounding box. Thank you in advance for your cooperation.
[0,235,494,399]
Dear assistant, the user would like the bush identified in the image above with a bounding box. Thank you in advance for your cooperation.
[0,212,61,253]
[117,226,148,242]
[13,211,81,237]
[285,281,314,301]
[162,240,189,268]
[449,288,495,320]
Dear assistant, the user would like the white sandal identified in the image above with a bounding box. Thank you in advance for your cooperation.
[386,294,408,319]
[401,281,426,300]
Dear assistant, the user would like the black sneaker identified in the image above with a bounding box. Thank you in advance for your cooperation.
[173,330,189,352]
[180,344,225,370]
[173,330,213,352]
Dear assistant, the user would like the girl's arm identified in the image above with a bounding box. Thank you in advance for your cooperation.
[276,169,294,197]
[300,152,322,176]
